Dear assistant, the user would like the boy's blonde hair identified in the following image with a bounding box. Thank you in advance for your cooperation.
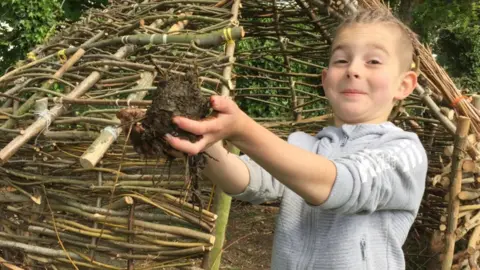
[333,9,418,72]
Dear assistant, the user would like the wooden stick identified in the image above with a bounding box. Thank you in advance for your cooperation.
[0,52,84,130]
[127,199,135,270]
[461,205,480,212]
[52,97,152,107]
[415,85,480,160]
[0,92,25,102]
[440,107,456,120]
[49,204,215,244]
[62,27,245,56]
[470,250,480,270]
[459,190,480,200]
[473,95,480,111]
[79,71,154,169]
[0,48,86,164]
[203,1,240,269]
[443,116,471,270]
[452,258,470,270]
[415,84,456,134]
[464,211,480,230]
[0,240,83,261]
[462,159,477,172]
[468,225,480,255]
[0,255,24,270]
[1,34,107,129]
[473,252,480,270]
[161,193,217,220]
[167,12,192,33]
[0,33,138,164]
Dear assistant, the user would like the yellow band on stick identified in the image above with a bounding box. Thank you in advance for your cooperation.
[27,52,37,61]
[223,28,235,44]
[57,49,67,63]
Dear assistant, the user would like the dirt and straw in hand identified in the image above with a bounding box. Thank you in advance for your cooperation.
[116,65,213,212]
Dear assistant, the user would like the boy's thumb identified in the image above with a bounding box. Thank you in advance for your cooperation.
[210,95,234,112]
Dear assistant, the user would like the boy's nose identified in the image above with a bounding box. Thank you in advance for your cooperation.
[346,61,361,79]
[346,72,360,79]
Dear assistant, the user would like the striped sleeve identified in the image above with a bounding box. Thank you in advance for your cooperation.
[227,154,285,205]
[317,133,428,215]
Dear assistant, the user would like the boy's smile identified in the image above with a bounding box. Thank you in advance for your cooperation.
[322,23,417,127]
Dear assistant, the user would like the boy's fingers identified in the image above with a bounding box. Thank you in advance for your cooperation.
[173,116,219,136]
[164,133,211,156]
[211,95,234,113]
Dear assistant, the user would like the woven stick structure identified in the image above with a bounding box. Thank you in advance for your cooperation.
[0,0,479,269]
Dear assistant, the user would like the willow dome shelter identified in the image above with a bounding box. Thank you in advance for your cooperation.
[0,0,480,269]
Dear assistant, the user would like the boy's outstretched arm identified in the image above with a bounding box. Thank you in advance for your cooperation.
[165,96,337,206]
[197,141,251,195]
[227,117,337,206]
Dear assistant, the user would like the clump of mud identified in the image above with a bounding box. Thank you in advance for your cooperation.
[116,68,211,194]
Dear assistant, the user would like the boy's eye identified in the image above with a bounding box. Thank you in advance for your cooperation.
[368,59,382,64]
[333,59,348,64]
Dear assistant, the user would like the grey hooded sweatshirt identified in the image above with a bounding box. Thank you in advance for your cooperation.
[230,122,428,270]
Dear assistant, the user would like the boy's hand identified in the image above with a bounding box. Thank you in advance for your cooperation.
[165,95,248,155]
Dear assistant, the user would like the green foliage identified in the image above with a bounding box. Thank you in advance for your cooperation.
[0,0,107,75]
[236,38,287,118]
[0,0,63,73]
[62,0,108,21]
[434,26,480,90]
[410,0,478,44]
[409,0,480,91]
[234,16,326,119]
[234,36,325,119]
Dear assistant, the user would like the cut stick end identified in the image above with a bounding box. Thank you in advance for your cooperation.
[79,157,95,169]
[209,235,215,245]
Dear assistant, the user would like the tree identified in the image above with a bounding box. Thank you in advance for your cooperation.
[410,0,480,91]
[0,0,107,75]
[387,0,480,91]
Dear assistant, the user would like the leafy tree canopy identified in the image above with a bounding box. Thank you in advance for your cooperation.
[0,0,107,74]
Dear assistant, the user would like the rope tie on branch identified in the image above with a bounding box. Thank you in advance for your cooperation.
[35,110,53,132]
[451,95,472,109]
[52,97,67,111]
[149,34,156,46]
[34,109,53,145]
[103,126,119,140]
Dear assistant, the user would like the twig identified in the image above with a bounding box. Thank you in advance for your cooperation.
[442,117,471,270]
[42,185,79,270]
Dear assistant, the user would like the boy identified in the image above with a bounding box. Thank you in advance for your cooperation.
[165,8,428,270]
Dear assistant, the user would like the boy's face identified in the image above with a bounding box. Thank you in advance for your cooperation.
[321,23,417,126]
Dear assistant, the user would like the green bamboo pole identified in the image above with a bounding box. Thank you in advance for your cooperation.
[202,0,241,269]
[62,27,245,56]
[208,146,238,270]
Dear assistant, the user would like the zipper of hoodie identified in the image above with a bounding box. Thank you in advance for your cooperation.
[298,213,314,269]
[361,237,368,270]
[340,134,348,147]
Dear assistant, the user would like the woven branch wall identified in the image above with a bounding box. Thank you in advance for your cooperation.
[0,0,479,269]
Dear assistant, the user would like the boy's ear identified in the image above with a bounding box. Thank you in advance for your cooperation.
[395,71,417,100]
[321,68,328,85]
